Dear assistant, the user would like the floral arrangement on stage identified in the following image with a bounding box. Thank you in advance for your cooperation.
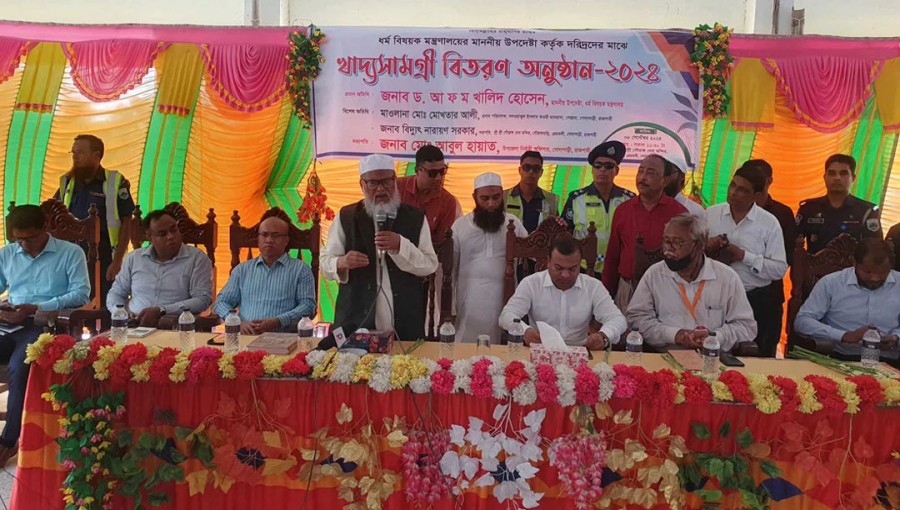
[26,335,900,417]
[287,27,325,127]
[691,23,734,118]
[297,167,335,223]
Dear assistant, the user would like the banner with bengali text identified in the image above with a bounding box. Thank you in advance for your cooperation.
[313,26,702,167]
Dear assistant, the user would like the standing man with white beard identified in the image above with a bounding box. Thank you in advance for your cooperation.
[452,173,527,342]
[321,154,439,340]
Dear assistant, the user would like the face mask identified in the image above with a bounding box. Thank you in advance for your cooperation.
[664,254,693,272]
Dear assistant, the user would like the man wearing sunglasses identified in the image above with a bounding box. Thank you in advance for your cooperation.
[397,145,462,242]
[561,141,635,274]
[503,151,560,233]
[322,154,439,341]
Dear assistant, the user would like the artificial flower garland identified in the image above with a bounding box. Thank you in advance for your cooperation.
[297,168,335,223]
[691,23,734,118]
[26,334,900,417]
[286,27,325,127]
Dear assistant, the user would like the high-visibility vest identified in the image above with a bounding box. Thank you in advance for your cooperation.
[503,187,560,229]
[569,187,633,273]
[59,169,123,247]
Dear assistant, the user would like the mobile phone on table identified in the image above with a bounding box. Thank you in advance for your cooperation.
[719,352,745,367]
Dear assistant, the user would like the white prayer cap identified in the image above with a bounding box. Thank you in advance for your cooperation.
[359,154,395,176]
[474,172,502,190]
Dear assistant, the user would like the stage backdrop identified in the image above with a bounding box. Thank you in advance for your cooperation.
[0,24,898,326]
[313,26,702,169]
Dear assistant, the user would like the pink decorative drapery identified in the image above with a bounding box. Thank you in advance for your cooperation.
[762,57,882,132]
[0,38,32,84]
[62,40,162,101]
[201,44,288,112]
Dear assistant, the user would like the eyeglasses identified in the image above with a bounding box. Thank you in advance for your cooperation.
[592,161,617,171]
[521,164,543,173]
[258,232,288,240]
[362,176,396,190]
[418,165,448,178]
[662,238,695,250]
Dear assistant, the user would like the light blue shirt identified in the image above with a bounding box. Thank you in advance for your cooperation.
[213,253,316,330]
[107,244,213,315]
[0,235,90,311]
[795,267,900,342]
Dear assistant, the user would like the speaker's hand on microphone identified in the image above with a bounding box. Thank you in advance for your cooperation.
[338,251,370,271]
[374,232,401,253]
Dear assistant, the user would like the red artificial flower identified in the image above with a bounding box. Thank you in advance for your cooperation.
[430,367,455,395]
[574,364,600,405]
[78,337,115,371]
[504,361,530,392]
[847,375,884,406]
[187,347,224,383]
[38,335,77,369]
[436,358,453,370]
[233,351,266,380]
[682,372,713,404]
[281,351,310,376]
[470,358,493,399]
[718,371,753,404]
[107,343,149,390]
[611,364,637,399]
[805,375,845,416]
[535,364,559,403]
[148,347,180,384]
[647,369,678,409]
[768,375,799,415]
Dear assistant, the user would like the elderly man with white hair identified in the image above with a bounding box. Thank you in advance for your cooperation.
[452,172,527,342]
[321,154,439,340]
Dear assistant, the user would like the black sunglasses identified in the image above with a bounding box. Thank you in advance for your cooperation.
[521,164,543,173]
[592,162,617,171]
[419,165,448,178]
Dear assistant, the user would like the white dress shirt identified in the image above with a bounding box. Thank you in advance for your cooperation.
[321,214,438,333]
[499,271,627,346]
[675,192,706,217]
[626,257,758,352]
[453,212,527,342]
[705,203,787,291]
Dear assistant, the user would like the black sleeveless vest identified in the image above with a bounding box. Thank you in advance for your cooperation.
[333,201,427,340]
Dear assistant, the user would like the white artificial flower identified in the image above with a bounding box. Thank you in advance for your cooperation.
[328,352,359,383]
[512,382,537,406]
[556,365,577,407]
[367,355,394,393]
[594,362,616,401]
[451,358,472,394]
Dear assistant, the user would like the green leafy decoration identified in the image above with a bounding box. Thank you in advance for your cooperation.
[287,28,326,128]
[691,421,712,440]
[719,421,731,438]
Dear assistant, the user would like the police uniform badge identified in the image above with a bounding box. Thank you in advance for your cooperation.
[866,218,880,232]
[118,187,130,200]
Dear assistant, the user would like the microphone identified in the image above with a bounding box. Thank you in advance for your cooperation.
[375,211,387,259]
[386,210,397,231]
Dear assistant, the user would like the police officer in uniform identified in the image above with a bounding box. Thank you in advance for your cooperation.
[53,134,135,305]
[796,154,882,254]
[503,150,560,233]
[561,140,634,273]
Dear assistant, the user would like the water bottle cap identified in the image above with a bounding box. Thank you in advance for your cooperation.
[513,318,521,324]
[181,307,190,311]
[230,309,238,314]
[116,304,124,308]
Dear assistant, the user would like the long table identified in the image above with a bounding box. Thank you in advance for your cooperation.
[11,332,900,509]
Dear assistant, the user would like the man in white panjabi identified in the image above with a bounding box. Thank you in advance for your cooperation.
[452,172,527,342]
[320,154,438,340]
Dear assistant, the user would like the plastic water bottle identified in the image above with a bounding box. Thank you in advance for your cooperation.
[625,328,643,364]
[178,307,195,351]
[702,332,720,376]
[110,304,128,344]
[439,321,456,357]
[298,316,314,351]
[861,327,881,369]
[224,309,241,354]
[508,319,525,357]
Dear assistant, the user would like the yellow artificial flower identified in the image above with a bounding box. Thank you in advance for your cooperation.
[53,355,74,375]
[170,352,190,383]
[712,381,734,402]
[262,355,288,375]
[131,360,152,383]
[389,355,428,389]
[747,374,781,414]
[218,353,236,379]
[25,333,56,364]
[797,380,823,414]
[311,352,337,379]
[93,345,123,381]
[95,421,106,431]
[352,355,377,383]
[881,379,900,405]
[836,378,860,415]
[63,494,75,504]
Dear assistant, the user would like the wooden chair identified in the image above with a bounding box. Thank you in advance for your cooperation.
[230,207,321,293]
[502,218,598,305]
[6,199,108,335]
[131,203,218,288]
[633,232,665,286]
[786,233,857,355]
[424,228,455,340]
